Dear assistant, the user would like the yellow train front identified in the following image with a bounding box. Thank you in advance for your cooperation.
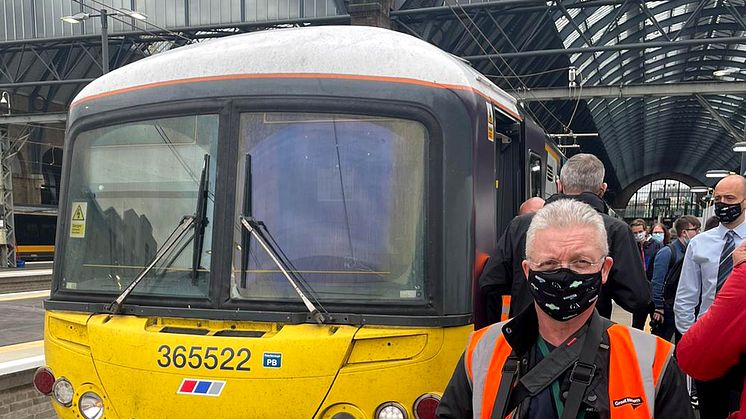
[36,26,547,418]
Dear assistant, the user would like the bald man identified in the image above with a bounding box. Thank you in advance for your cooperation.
[518,197,545,215]
[674,174,746,419]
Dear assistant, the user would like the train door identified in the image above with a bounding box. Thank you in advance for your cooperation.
[493,112,522,235]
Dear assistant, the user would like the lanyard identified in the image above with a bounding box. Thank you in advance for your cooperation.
[536,337,587,419]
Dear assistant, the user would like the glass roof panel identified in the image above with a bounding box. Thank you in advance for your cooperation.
[539,0,746,190]
[587,6,614,28]
[555,15,570,33]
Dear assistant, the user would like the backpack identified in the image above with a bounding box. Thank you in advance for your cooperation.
[662,244,685,307]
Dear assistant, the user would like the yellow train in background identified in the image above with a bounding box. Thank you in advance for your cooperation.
[15,205,56,261]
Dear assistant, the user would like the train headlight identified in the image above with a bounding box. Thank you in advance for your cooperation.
[52,378,74,406]
[79,392,104,419]
[375,402,407,419]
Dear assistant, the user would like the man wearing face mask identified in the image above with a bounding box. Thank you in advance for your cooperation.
[437,200,693,419]
[675,174,746,419]
[479,154,649,326]
[650,216,700,342]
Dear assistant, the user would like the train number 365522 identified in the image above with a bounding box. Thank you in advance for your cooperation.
[157,345,251,371]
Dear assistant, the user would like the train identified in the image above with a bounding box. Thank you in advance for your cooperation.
[14,205,57,261]
[35,26,563,419]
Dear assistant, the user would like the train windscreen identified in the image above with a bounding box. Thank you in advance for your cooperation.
[232,113,427,304]
[59,114,218,298]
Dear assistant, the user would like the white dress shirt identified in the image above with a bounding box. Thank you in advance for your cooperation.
[674,220,746,334]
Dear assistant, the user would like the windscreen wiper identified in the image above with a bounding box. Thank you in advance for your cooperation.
[239,216,328,324]
[107,155,212,314]
[106,216,196,314]
[240,153,253,288]
[192,154,210,283]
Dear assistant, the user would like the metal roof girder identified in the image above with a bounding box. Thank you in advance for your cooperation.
[28,46,62,81]
[638,0,673,42]
[513,81,746,100]
[670,0,710,41]
[561,0,715,55]
[395,19,425,39]
[695,94,744,142]
[517,7,556,52]
[555,1,594,48]
[483,9,519,52]
[11,45,44,85]
[595,0,632,44]
[464,35,746,60]
[0,113,67,124]
[0,79,95,89]
[577,53,746,88]
[395,0,668,18]
[0,51,18,83]
[468,35,746,60]
[723,0,746,32]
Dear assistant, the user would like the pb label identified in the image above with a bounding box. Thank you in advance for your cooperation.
[263,352,282,369]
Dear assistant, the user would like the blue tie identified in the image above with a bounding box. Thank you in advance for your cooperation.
[717,230,736,291]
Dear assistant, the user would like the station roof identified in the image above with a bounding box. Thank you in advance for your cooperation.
[394,0,746,204]
[2,0,746,204]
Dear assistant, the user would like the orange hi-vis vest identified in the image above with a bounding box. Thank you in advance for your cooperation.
[464,322,674,419]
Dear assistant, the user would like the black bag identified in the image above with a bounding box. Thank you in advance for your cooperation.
[662,244,684,307]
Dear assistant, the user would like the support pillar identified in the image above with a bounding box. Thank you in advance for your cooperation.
[0,128,16,267]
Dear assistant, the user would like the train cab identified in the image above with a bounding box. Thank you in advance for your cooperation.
[39,26,556,418]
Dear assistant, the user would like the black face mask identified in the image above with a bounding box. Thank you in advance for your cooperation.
[527,268,602,321]
[715,201,744,224]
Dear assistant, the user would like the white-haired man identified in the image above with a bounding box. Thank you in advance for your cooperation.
[479,153,650,325]
[438,200,693,418]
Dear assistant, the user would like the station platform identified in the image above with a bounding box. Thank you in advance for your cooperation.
[0,290,47,379]
[0,264,51,375]
[0,291,46,349]
[0,267,53,419]
[0,262,53,294]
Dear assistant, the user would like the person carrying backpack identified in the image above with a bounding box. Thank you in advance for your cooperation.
[651,215,701,342]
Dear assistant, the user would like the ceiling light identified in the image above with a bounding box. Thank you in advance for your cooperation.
[60,13,90,24]
[705,169,732,178]
[120,8,148,20]
[690,186,710,193]
[714,68,740,77]
[733,142,746,152]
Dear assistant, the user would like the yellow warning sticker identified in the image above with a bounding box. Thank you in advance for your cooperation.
[72,205,85,221]
[70,202,87,238]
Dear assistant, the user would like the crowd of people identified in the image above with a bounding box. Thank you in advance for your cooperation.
[437,153,745,419]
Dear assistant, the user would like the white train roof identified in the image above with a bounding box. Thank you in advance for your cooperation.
[73,25,520,119]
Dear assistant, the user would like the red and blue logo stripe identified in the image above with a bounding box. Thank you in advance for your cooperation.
[177,379,225,396]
